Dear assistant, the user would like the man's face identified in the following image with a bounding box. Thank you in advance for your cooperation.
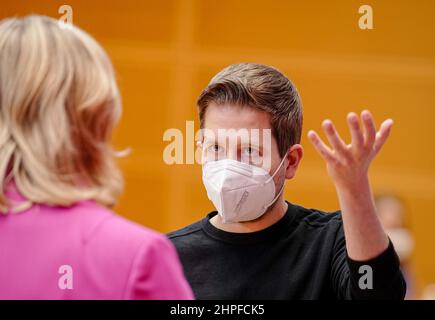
[200,102,286,187]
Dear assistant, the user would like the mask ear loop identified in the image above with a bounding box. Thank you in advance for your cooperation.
[265,151,289,184]
[262,151,289,210]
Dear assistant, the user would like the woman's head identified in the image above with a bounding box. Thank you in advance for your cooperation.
[0,15,123,212]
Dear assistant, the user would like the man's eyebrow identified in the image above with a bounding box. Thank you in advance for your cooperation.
[202,136,217,142]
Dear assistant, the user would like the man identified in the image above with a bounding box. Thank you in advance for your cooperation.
[168,63,406,299]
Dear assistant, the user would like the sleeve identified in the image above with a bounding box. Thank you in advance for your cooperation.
[123,233,194,300]
[330,222,407,300]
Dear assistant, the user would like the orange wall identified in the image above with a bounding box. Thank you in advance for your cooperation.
[1,0,434,295]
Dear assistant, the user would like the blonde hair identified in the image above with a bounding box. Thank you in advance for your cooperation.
[0,15,123,212]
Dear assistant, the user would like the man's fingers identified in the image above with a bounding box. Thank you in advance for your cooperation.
[310,112,392,163]
[361,110,376,147]
[307,130,335,162]
[321,120,348,155]
[347,112,364,149]
[373,119,393,155]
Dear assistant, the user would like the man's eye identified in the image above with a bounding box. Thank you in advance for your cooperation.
[209,144,223,153]
[243,147,259,156]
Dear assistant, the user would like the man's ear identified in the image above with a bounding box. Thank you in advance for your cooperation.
[284,144,303,179]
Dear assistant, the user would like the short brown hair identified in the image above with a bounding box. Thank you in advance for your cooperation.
[197,63,303,157]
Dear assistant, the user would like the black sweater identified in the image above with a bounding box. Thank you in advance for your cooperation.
[167,201,406,300]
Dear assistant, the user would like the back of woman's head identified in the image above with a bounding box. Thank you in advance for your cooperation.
[0,15,123,212]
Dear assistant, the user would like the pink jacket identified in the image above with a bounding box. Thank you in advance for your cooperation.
[0,184,193,300]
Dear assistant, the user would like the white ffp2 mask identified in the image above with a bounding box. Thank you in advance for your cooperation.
[202,155,287,223]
